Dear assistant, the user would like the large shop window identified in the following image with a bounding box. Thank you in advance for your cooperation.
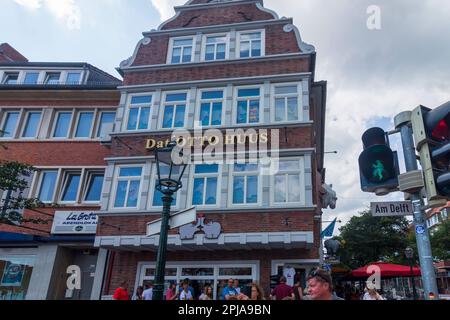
[1,111,20,138]
[236,88,260,124]
[75,112,94,138]
[273,159,304,204]
[238,31,263,58]
[192,164,219,206]
[126,95,152,131]
[0,255,35,300]
[97,111,116,138]
[162,93,187,129]
[170,38,194,64]
[21,111,41,138]
[199,90,223,127]
[203,34,227,61]
[53,111,73,138]
[152,164,177,207]
[231,163,259,205]
[274,85,301,122]
[113,167,142,208]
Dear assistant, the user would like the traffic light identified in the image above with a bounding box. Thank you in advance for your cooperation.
[358,127,400,195]
[411,102,450,207]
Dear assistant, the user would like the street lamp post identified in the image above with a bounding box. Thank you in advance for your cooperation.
[152,141,188,300]
[405,247,417,300]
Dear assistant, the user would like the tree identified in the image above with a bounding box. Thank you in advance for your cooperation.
[408,219,450,261]
[338,210,410,269]
[0,161,48,226]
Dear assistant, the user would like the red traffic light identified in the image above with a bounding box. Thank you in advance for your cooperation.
[431,119,450,142]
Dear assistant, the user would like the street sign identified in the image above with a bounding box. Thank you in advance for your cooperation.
[147,207,197,237]
[416,225,426,235]
[371,201,414,217]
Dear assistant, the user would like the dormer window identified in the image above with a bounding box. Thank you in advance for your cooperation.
[169,37,194,64]
[66,72,81,85]
[24,72,39,84]
[237,30,265,58]
[44,72,61,85]
[2,73,19,85]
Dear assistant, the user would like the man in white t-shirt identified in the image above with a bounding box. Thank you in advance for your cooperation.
[283,266,296,287]
[179,281,193,300]
[143,283,153,300]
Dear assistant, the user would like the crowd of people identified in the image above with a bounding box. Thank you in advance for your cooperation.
[112,268,386,301]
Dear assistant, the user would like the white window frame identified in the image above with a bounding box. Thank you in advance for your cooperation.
[36,169,59,204]
[228,162,262,207]
[148,163,181,210]
[167,36,195,64]
[232,85,263,126]
[0,109,21,139]
[187,163,222,208]
[81,170,105,204]
[236,29,265,59]
[59,170,83,204]
[124,94,154,132]
[95,110,116,138]
[2,72,20,84]
[195,87,226,128]
[200,32,230,62]
[51,110,74,139]
[73,110,95,139]
[20,110,42,139]
[271,82,304,123]
[111,165,143,210]
[270,157,306,207]
[44,72,62,85]
[159,90,189,129]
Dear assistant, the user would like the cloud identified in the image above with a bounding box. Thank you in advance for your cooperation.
[13,0,81,30]
[150,0,185,21]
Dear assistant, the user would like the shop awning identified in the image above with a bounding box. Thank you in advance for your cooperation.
[94,231,314,251]
[350,262,421,278]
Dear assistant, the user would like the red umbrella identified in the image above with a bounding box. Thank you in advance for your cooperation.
[350,262,421,278]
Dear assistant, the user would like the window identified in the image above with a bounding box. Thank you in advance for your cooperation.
[44,73,61,85]
[203,34,227,61]
[38,170,58,203]
[53,112,72,138]
[2,73,19,84]
[24,72,39,85]
[236,88,260,124]
[273,84,301,122]
[231,163,259,205]
[83,172,104,202]
[66,72,81,84]
[238,31,264,58]
[60,171,81,202]
[162,93,187,129]
[126,96,152,131]
[273,159,304,204]
[21,111,41,138]
[113,167,142,208]
[1,111,19,138]
[75,112,94,138]
[192,164,219,206]
[97,112,116,138]
[0,255,36,300]
[152,164,178,207]
[170,38,194,64]
[199,90,223,126]
[441,208,448,220]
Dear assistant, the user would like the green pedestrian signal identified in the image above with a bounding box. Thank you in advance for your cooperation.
[358,127,399,195]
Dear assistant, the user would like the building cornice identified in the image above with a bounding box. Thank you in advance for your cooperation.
[118,72,312,92]
[174,0,264,13]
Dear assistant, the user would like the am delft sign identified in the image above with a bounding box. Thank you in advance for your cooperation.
[51,211,98,234]
[371,201,414,217]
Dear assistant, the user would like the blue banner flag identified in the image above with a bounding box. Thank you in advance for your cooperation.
[321,218,337,239]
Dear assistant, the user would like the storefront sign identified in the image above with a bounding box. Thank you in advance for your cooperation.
[51,211,98,234]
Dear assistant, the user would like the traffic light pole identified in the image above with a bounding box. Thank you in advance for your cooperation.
[395,111,439,299]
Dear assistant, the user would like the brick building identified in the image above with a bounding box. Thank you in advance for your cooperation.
[94,0,329,299]
[0,45,121,300]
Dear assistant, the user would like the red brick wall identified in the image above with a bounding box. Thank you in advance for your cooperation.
[0,142,110,166]
[126,57,310,85]
[105,248,320,296]
[97,211,315,236]
[0,100,117,107]
[161,3,274,30]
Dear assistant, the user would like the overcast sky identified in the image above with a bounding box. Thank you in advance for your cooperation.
[2,0,449,236]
